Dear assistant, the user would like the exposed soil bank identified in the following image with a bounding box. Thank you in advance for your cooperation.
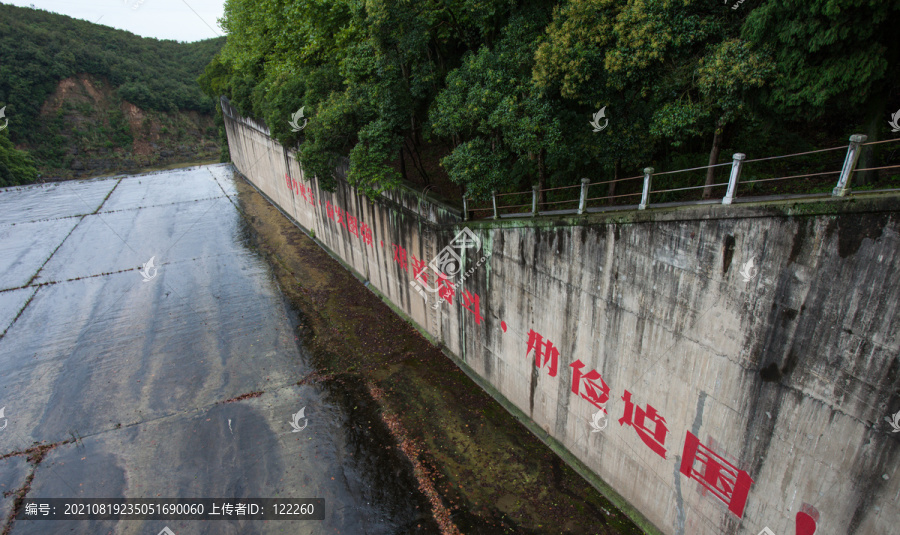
[234,175,644,535]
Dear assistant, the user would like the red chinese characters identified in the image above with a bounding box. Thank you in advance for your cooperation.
[618,390,668,458]
[570,359,610,411]
[508,312,768,520]
[285,174,314,205]
[324,201,371,247]
[437,273,455,304]
[360,223,373,247]
[346,214,359,237]
[527,330,559,377]
[411,256,428,284]
[462,289,483,324]
[679,431,753,518]
[326,202,347,230]
[392,244,409,271]
[796,509,818,535]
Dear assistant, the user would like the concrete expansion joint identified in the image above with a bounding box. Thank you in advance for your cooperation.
[0,437,77,462]
[0,212,86,225]
[97,194,226,215]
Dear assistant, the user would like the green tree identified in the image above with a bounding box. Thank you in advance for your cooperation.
[742,0,900,184]
[430,7,564,201]
[0,129,39,187]
[533,0,658,199]
[535,0,777,198]
[207,0,898,203]
[214,0,524,196]
[650,38,774,198]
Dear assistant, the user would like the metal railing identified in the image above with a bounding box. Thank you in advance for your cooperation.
[463,135,900,220]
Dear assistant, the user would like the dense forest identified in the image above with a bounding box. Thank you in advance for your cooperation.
[0,3,225,187]
[201,0,900,205]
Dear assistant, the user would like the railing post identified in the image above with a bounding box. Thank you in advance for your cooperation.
[578,178,589,215]
[722,153,746,205]
[462,195,468,221]
[532,186,539,217]
[833,134,867,197]
[639,167,654,210]
[492,190,499,219]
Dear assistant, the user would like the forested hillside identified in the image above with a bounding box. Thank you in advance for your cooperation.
[0,3,225,186]
[202,0,900,203]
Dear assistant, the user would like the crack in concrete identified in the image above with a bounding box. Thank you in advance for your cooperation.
[1,438,76,535]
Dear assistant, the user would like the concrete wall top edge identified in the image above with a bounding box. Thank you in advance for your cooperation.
[462,193,900,230]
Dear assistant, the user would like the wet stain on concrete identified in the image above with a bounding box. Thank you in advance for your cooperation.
[825,212,890,258]
[722,235,735,274]
[672,456,685,535]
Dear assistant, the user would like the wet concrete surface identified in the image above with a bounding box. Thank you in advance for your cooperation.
[0,165,437,534]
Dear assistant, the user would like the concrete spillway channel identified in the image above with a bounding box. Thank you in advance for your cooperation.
[0,164,643,534]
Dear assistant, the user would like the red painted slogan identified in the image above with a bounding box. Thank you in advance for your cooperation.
[285,175,821,531]
[527,328,753,518]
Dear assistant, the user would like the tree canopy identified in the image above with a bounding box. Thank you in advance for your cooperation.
[205,0,900,200]
[0,129,38,188]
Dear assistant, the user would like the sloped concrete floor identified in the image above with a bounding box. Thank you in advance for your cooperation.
[0,165,436,535]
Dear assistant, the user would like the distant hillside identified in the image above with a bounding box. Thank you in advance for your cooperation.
[0,3,226,186]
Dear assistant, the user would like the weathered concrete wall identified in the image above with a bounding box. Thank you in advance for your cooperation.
[223,100,900,535]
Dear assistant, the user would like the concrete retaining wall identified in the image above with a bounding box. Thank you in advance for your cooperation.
[223,99,900,535]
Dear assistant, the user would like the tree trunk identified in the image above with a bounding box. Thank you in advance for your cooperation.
[608,158,620,204]
[857,87,887,186]
[702,119,726,200]
[404,138,431,185]
[399,146,408,182]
